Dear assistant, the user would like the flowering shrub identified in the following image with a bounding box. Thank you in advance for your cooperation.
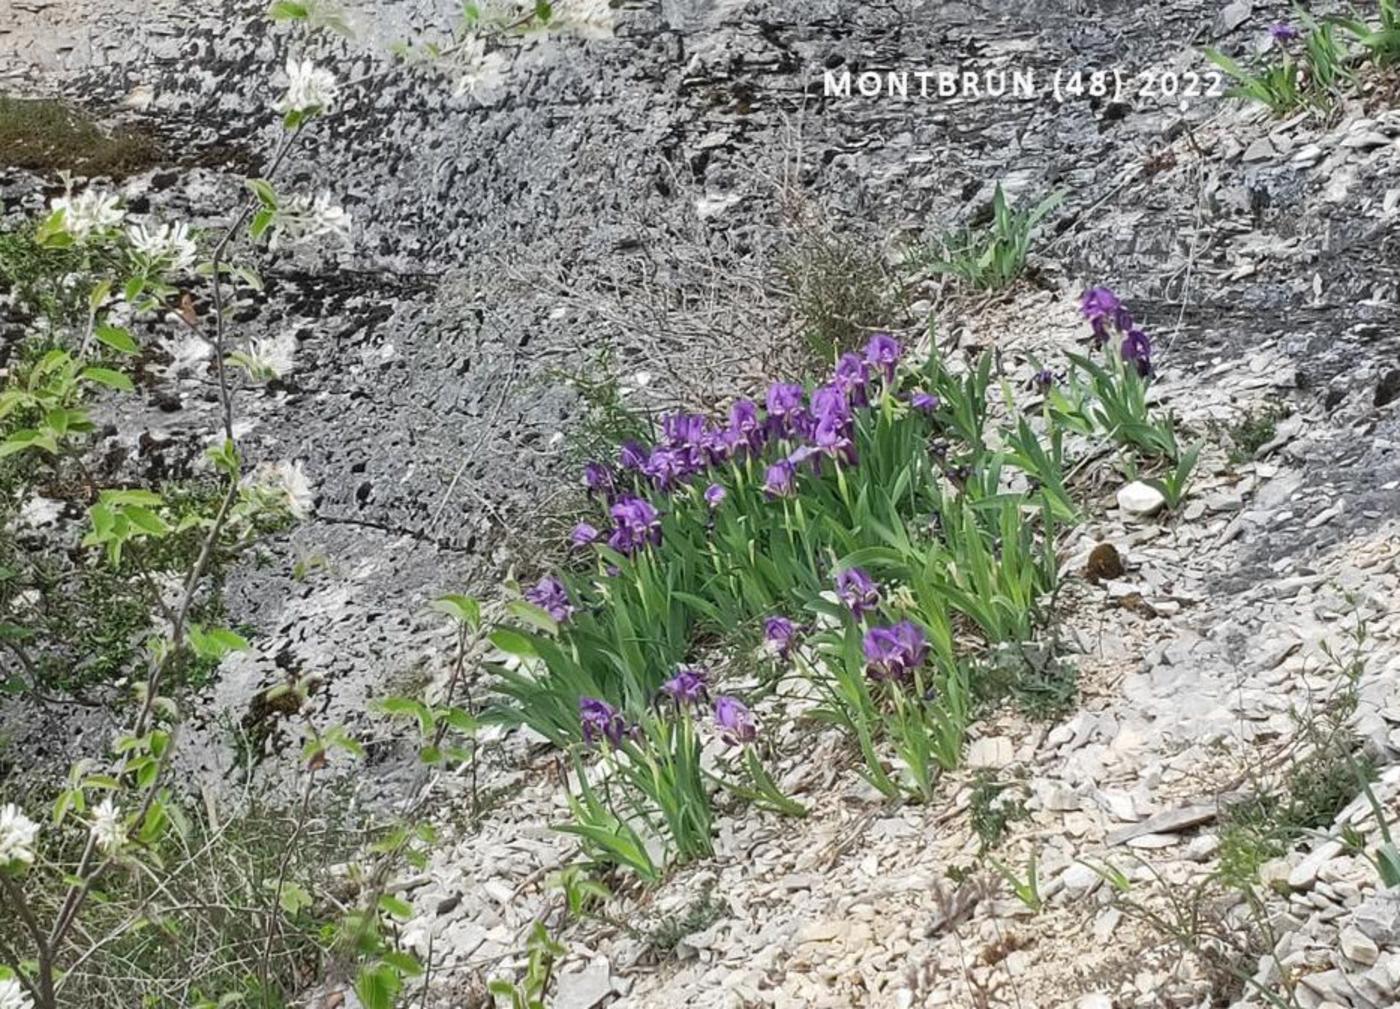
[0,3,621,1006]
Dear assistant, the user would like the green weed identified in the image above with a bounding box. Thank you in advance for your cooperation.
[969,770,1029,851]
[904,185,1061,292]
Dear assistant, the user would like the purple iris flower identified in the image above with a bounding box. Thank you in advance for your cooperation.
[814,411,857,465]
[730,398,760,431]
[1120,328,1153,378]
[713,695,758,745]
[662,412,705,447]
[1032,369,1057,393]
[643,446,688,490]
[909,391,939,412]
[608,496,662,553]
[1270,22,1300,44]
[864,333,901,383]
[835,568,880,619]
[619,440,649,472]
[811,383,850,423]
[703,425,744,463]
[1080,286,1117,316]
[662,666,709,708]
[729,399,765,451]
[704,483,726,508]
[570,522,600,547]
[765,382,806,438]
[580,697,628,746]
[763,616,797,659]
[661,413,710,471]
[766,382,805,418]
[863,619,929,682]
[583,462,614,498]
[525,575,574,623]
[863,626,902,680]
[1080,287,1133,347]
[834,353,871,405]
[763,458,797,498]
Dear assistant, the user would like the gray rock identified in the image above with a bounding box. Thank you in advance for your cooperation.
[1107,804,1217,846]
[1354,891,1400,946]
[554,958,613,1009]
[1213,0,1252,36]
[1243,137,1276,162]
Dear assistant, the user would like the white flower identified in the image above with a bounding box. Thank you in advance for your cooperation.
[275,57,339,116]
[453,35,508,101]
[0,976,34,1009]
[268,192,352,251]
[249,332,298,379]
[0,804,40,867]
[90,797,125,854]
[127,220,198,273]
[248,460,316,519]
[160,333,214,378]
[50,189,125,241]
[277,460,316,518]
[555,0,615,39]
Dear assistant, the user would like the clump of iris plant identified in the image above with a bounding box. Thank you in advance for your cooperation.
[862,620,929,682]
[525,575,573,623]
[835,567,880,620]
[713,695,757,745]
[763,616,798,659]
[571,333,910,555]
[580,697,629,746]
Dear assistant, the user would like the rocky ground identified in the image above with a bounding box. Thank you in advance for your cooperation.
[3,0,1400,1006]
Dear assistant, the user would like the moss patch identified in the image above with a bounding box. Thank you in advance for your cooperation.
[0,97,164,178]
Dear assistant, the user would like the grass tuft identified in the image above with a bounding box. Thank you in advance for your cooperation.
[0,97,163,178]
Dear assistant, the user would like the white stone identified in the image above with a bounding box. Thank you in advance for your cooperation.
[966,736,1015,768]
[1076,994,1113,1009]
[1288,840,1343,890]
[1340,925,1380,966]
[1185,834,1221,862]
[1117,481,1166,518]
[1061,862,1102,897]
